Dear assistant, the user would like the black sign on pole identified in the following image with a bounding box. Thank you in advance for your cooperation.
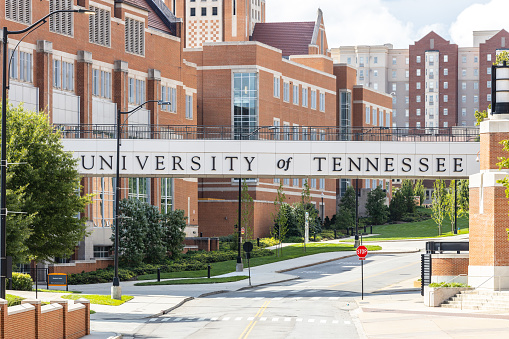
[243,242,253,286]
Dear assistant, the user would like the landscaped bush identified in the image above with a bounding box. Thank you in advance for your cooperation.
[285,236,304,243]
[429,282,469,288]
[319,230,335,240]
[6,294,25,307]
[11,272,33,291]
[258,237,279,248]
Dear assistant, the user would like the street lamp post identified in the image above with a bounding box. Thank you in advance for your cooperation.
[0,8,94,299]
[321,192,324,228]
[112,100,169,300]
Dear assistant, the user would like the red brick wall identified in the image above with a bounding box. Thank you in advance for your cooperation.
[4,305,36,339]
[432,257,469,276]
[48,259,113,275]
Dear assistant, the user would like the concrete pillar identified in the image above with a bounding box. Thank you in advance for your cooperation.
[21,299,41,338]
[469,113,509,290]
[76,51,93,126]
[0,298,7,339]
[75,298,91,335]
[51,299,69,338]
[35,40,53,117]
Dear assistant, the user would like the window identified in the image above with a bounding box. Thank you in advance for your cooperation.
[474,95,478,103]
[373,107,377,125]
[444,55,448,62]
[374,70,378,77]
[392,57,396,65]
[374,57,378,64]
[319,178,325,190]
[347,57,351,64]
[474,56,478,63]
[359,70,364,79]
[416,69,421,76]
[487,67,492,75]
[185,94,193,119]
[273,119,280,140]
[444,108,448,116]
[366,179,370,188]
[283,178,290,186]
[416,55,421,63]
[273,178,280,184]
[405,83,409,91]
[302,87,308,107]
[444,81,448,89]
[416,95,421,103]
[283,82,290,102]
[128,78,145,104]
[319,93,325,112]
[487,54,492,61]
[94,246,112,258]
[374,83,378,90]
[160,178,173,213]
[405,109,409,117]
[128,178,149,202]
[474,69,478,76]
[474,82,479,90]
[444,68,448,76]
[487,94,492,101]
[233,73,257,136]
[462,108,466,116]
[366,106,370,124]
[416,122,421,128]
[405,96,409,104]
[161,86,177,112]
[360,57,364,66]
[311,90,317,109]
[392,96,396,104]
[405,70,409,78]
[392,83,396,91]
[293,84,299,105]
[125,17,144,56]
[293,178,299,187]
[462,95,466,103]
[405,57,409,65]
[49,0,73,36]
[6,0,31,24]
[310,178,317,189]
[444,95,448,102]
[190,8,196,16]
[292,125,299,140]
[392,70,396,78]
[273,77,280,98]
[444,122,448,128]
[487,80,492,88]
[462,82,466,90]
[61,60,73,90]
[89,6,111,46]
[462,69,466,77]
[386,112,390,127]
[379,109,383,127]
[92,69,112,99]
[53,59,61,88]
[283,123,290,141]
[201,7,206,15]
[462,56,467,63]
[392,109,396,118]
[416,82,421,90]
[416,109,421,116]
[212,7,217,15]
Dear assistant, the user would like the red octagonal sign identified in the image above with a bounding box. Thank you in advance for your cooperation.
[356,245,368,260]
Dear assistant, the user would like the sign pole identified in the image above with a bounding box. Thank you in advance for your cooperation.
[361,259,364,300]
[356,245,368,301]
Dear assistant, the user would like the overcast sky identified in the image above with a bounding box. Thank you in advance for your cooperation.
[266,0,509,48]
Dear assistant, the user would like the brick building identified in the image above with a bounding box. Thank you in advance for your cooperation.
[1,0,198,264]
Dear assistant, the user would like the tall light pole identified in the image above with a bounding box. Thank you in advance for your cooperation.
[321,191,324,228]
[1,8,94,299]
[112,100,169,299]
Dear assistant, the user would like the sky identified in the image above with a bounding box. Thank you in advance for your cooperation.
[265,0,509,48]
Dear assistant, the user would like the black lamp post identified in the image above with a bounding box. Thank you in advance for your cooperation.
[112,100,169,299]
[321,191,324,228]
[0,8,94,299]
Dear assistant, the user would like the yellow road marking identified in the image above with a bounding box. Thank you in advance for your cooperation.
[238,300,271,339]
[328,261,419,288]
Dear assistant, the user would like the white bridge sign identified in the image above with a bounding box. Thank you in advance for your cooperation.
[62,139,480,179]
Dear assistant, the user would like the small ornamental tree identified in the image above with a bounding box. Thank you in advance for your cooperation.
[413,179,425,207]
[241,179,254,241]
[431,179,447,235]
[457,179,470,219]
[401,179,416,214]
[366,186,389,225]
[446,180,457,234]
[161,209,187,259]
[389,189,406,222]
[335,185,357,230]
[272,182,288,256]
[113,199,147,266]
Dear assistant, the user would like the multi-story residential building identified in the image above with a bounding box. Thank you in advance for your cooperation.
[457,47,479,127]
[2,0,198,266]
[185,10,336,237]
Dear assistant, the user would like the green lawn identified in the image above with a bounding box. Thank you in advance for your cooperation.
[357,215,469,241]
[61,294,133,306]
[137,243,381,281]
[134,276,249,286]
[6,294,24,307]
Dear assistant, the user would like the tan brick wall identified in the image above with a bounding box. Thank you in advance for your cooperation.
[432,258,469,276]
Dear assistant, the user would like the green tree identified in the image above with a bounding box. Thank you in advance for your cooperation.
[401,179,416,214]
[457,179,470,219]
[366,186,389,225]
[113,199,148,266]
[241,179,254,241]
[446,180,457,234]
[413,179,425,207]
[335,185,356,230]
[143,203,166,264]
[272,182,288,256]
[161,209,187,259]
[431,179,447,235]
[6,104,90,262]
[389,189,406,222]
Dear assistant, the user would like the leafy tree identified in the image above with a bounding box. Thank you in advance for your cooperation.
[6,104,90,262]
[161,209,187,259]
[272,182,288,256]
[366,186,389,225]
[457,179,470,219]
[339,185,356,212]
[143,203,166,264]
[389,189,406,222]
[334,204,354,230]
[401,179,416,214]
[240,179,254,241]
[431,179,447,235]
[113,199,148,266]
[446,180,457,234]
[413,179,425,207]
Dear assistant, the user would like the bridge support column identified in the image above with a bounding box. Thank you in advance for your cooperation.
[469,114,509,290]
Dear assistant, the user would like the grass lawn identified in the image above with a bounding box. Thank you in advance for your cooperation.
[358,215,469,241]
[137,243,381,281]
[61,294,134,306]
[6,294,24,307]
[36,289,82,294]
[134,276,249,286]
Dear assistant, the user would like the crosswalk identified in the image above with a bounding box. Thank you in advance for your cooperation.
[147,316,349,325]
[205,296,344,301]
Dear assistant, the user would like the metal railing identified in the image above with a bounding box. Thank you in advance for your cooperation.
[55,125,480,142]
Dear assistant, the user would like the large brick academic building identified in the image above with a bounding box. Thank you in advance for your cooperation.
[1,0,392,268]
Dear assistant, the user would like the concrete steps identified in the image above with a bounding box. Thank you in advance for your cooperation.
[441,290,509,311]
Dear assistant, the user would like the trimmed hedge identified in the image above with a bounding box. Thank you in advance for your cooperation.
[12,272,33,291]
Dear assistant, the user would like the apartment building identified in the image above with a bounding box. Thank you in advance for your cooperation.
[2,0,198,263]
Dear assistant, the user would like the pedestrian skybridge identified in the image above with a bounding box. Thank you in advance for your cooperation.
[59,125,480,179]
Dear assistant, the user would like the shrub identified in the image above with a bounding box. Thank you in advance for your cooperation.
[258,237,279,248]
[428,282,469,288]
[320,230,335,240]
[285,236,304,243]
[12,272,33,291]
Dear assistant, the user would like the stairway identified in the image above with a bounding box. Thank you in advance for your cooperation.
[441,290,509,311]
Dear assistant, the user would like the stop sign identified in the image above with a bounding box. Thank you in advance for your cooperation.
[356,245,368,260]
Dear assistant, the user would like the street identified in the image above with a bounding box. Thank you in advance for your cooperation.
[128,252,421,339]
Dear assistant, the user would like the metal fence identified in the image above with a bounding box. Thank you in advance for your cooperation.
[55,124,480,142]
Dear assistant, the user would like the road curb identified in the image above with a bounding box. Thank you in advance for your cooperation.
[153,296,195,317]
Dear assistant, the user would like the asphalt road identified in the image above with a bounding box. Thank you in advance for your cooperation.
[127,252,421,339]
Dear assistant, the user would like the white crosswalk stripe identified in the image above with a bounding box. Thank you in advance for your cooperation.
[198,318,206,321]
[320,320,327,324]
[174,318,182,322]
[285,318,292,322]
[332,320,339,324]
[222,317,230,321]
[296,318,303,322]
[272,318,279,322]
[149,318,157,322]
[260,317,267,321]
[235,317,242,321]
[344,321,351,324]
[247,317,254,321]
[308,319,315,323]
[211,317,218,321]
[162,318,170,322]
